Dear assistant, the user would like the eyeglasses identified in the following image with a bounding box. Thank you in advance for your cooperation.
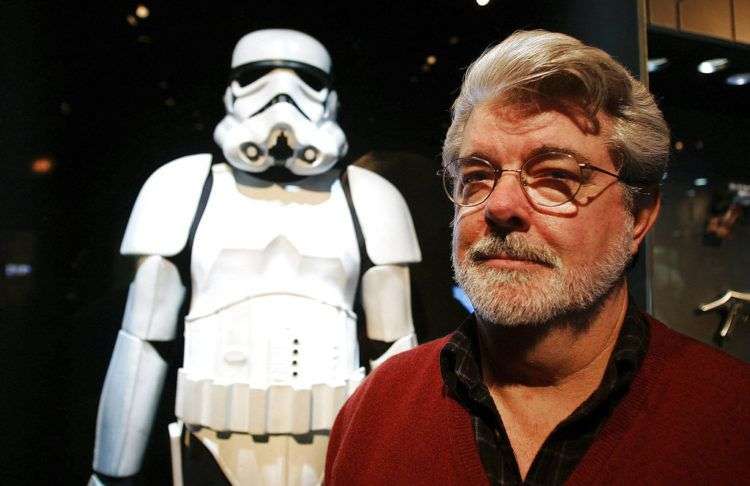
[439,151,621,208]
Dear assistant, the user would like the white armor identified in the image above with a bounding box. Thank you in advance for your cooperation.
[92,29,421,486]
[175,164,365,435]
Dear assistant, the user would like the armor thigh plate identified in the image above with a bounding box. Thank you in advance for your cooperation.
[176,295,364,434]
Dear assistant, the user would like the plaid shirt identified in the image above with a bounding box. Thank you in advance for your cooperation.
[439,300,649,485]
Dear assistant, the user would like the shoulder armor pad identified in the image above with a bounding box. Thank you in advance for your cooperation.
[347,165,421,265]
[121,154,212,256]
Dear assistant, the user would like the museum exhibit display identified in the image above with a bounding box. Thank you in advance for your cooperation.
[2,1,748,484]
[87,29,421,485]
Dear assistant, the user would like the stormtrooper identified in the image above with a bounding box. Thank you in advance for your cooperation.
[91,29,420,485]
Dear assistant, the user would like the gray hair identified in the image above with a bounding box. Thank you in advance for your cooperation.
[442,30,670,210]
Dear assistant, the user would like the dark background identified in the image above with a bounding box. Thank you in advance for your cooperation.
[1,0,747,483]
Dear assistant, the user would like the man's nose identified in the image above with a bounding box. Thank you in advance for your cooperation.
[483,170,531,232]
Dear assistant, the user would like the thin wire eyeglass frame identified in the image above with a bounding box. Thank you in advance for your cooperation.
[438,152,622,208]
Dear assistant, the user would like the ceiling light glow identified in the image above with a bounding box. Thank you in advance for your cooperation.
[698,58,729,74]
[647,57,668,73]
[726,73,750,86]
[5,263,32,278]
[476,0,490,6]
[31,157,54,174]
[135,4,150,18]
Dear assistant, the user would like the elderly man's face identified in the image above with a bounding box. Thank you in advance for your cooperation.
[452,102,648,326]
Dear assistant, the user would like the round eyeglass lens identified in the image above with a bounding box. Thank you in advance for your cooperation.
[443,158,496,206]
[522,153,583,206]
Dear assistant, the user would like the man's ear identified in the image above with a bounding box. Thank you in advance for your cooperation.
[630,188,661,255]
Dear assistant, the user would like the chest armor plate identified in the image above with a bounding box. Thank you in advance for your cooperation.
[176,164,364,434]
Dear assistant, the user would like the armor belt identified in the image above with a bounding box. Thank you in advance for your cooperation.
[175,367,364,435]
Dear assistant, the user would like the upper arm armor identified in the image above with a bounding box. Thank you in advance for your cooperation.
[346,165,421,265]
[120,154,213,256]
[122,256,185,341]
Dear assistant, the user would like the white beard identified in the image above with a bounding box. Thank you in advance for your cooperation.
[452,220,634,327]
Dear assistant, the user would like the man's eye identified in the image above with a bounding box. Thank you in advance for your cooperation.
[525,154,582,183]
[461,171,492,184]
[537,169,579,181]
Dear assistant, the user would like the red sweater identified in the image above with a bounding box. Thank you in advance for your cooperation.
[326,316,750,485]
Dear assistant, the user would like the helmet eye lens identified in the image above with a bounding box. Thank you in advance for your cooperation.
[294,70,328,91]
[233,66,275,87]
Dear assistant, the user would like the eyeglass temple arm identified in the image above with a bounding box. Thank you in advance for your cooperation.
[583,163,621,180]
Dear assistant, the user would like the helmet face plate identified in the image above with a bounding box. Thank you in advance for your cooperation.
[214,29,347,176]
[229,69,328,123]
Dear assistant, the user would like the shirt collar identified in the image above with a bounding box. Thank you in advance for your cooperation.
[440,297,650,419]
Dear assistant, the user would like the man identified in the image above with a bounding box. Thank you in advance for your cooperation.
[325,30,750,485]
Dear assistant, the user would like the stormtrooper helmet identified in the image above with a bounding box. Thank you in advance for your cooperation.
[214,29,348,176]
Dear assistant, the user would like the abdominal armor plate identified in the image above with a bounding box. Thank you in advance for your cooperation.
[176,236,364,435]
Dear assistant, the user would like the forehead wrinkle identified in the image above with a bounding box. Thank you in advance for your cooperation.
[463,103,615,169]
[461,116,548,165]
[483,104,551,135]
[527,144,595,165]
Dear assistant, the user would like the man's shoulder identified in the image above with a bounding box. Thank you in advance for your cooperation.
[327,334,481,484]
[648,315,750,376]
[331,335,453,443]
[377,335,449,369]
[363,335,450,389]
[583,313,750,483]
[645,314,750,402]
[338,336,450,415]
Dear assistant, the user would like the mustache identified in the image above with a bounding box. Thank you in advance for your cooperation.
[468,233,560,268]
